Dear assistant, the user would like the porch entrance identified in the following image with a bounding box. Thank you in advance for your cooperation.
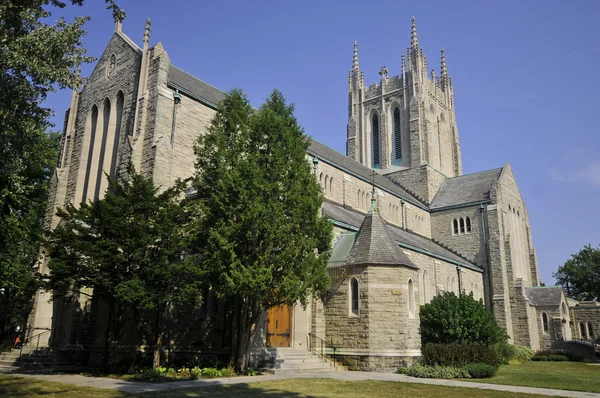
[266,304,292,347]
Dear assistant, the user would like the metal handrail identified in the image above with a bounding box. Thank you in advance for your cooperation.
[19,330,50,358]
[308,332,337,369]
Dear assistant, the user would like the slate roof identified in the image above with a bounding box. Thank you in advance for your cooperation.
[327,233,356,269]
[525,286,564,307]
[167,66,226,108]
[430,168,503,210]
[322,201,479,270]
[345,201,417,268]
[307,140,426,208]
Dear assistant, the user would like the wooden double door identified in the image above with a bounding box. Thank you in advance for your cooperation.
[266,304,292,347]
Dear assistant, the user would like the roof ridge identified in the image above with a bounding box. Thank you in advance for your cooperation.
[169,65,226,94]
[446,167,503,180]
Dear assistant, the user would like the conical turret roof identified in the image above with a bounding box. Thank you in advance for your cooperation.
[346,198,418,268]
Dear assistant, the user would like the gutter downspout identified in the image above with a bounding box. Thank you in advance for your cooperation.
[456,265,462,294]
[480,203,493,311]
[400,198,406,230]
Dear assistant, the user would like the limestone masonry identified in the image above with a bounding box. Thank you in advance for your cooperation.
[30,17,599,370]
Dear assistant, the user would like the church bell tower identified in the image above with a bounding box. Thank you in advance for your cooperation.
[346,17,462,179]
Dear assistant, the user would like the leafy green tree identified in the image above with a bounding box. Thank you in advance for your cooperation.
[0,0,122,341]
[554,244,600,301]
[190,89,332,372]
[45,166,201,370]
[420,292,507,346]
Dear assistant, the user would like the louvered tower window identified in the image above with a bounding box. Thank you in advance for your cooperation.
[394,107,402,161]
[372,114,380,168]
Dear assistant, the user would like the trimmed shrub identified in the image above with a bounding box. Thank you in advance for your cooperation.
[422,343,502,367]
[532,355,548,361]
[202,368,221,378]
[221,366,237,377]
[512,345,535,363]
[190,366,202,379]
[493,343,514,365]
[133,369,162,381]
[463,363,498,378]
[496,344,535,364]
[406,364,470,379]
[395,367,408,375]
[548,355,568,362]
[420,292,508,346]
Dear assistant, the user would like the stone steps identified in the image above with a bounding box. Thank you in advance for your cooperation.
[0,347,78,372]
[258,347,344,374]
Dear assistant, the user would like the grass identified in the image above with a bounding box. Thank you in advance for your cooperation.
[0,375,128,397]
[467,361,600,393]
[142,379,548,397]
[0,375,548,397]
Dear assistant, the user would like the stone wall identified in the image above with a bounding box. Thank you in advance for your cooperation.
[315,158,431,236]
[385,165,446,207]
[570,302,600,340]
[430,205,486,266]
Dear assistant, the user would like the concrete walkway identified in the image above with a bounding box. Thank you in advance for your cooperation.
[2,369,599,397]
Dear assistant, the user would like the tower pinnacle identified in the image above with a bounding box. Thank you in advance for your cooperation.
[441,47,448,82]
[411,16,419,51]
[143,18,151,49]
[353,41,359,72]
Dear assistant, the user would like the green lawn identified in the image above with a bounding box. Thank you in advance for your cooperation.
[467,362,600,393]
[0,376,546,398]
[0,375,128,397]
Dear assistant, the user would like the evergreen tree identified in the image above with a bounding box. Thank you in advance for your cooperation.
[45,166,201,370]
[190,89,332,371]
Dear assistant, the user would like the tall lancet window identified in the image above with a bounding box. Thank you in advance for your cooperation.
[111,91,124,178]
[94,98,111,200]
[393,107,402,163]
[372,113,380,168]
[82,105,99,203]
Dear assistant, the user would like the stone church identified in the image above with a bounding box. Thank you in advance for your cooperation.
[29,17,598,371]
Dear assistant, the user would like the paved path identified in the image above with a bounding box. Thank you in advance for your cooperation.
[2,369,599,397]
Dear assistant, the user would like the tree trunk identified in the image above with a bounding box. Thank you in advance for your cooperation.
[128,308,138,373]
[102,300,115,373]
[152,308,164,370]
[234,297,261,373]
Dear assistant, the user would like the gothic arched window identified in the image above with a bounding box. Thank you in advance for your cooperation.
[393,107,401,162]
[350,277,359,316]
[372,113,380,168]
[111,91,124,178]
[580,321,587,339]
[81,104,99,203]
[459,217,465,234]
[466,216,472,233]
[542,312,549,333]
[452,219,459,235]
[588,321,595,339]
[408,278,415,318]
[422,269,429,304]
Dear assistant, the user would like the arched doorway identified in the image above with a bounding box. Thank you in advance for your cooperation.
[266,305,292,347]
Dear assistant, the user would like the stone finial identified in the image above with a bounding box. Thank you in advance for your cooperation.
[353,41,359,72]
[411,16,419,51]
[143,18,151,49]
[401,54,406,74]
[113,9,124,32]
[378,66,389,80]
[360,71,365,87]
[430,69,436,80]
[441,47,448,82]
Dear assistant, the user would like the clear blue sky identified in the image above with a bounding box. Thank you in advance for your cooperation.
[46,0,600,285]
